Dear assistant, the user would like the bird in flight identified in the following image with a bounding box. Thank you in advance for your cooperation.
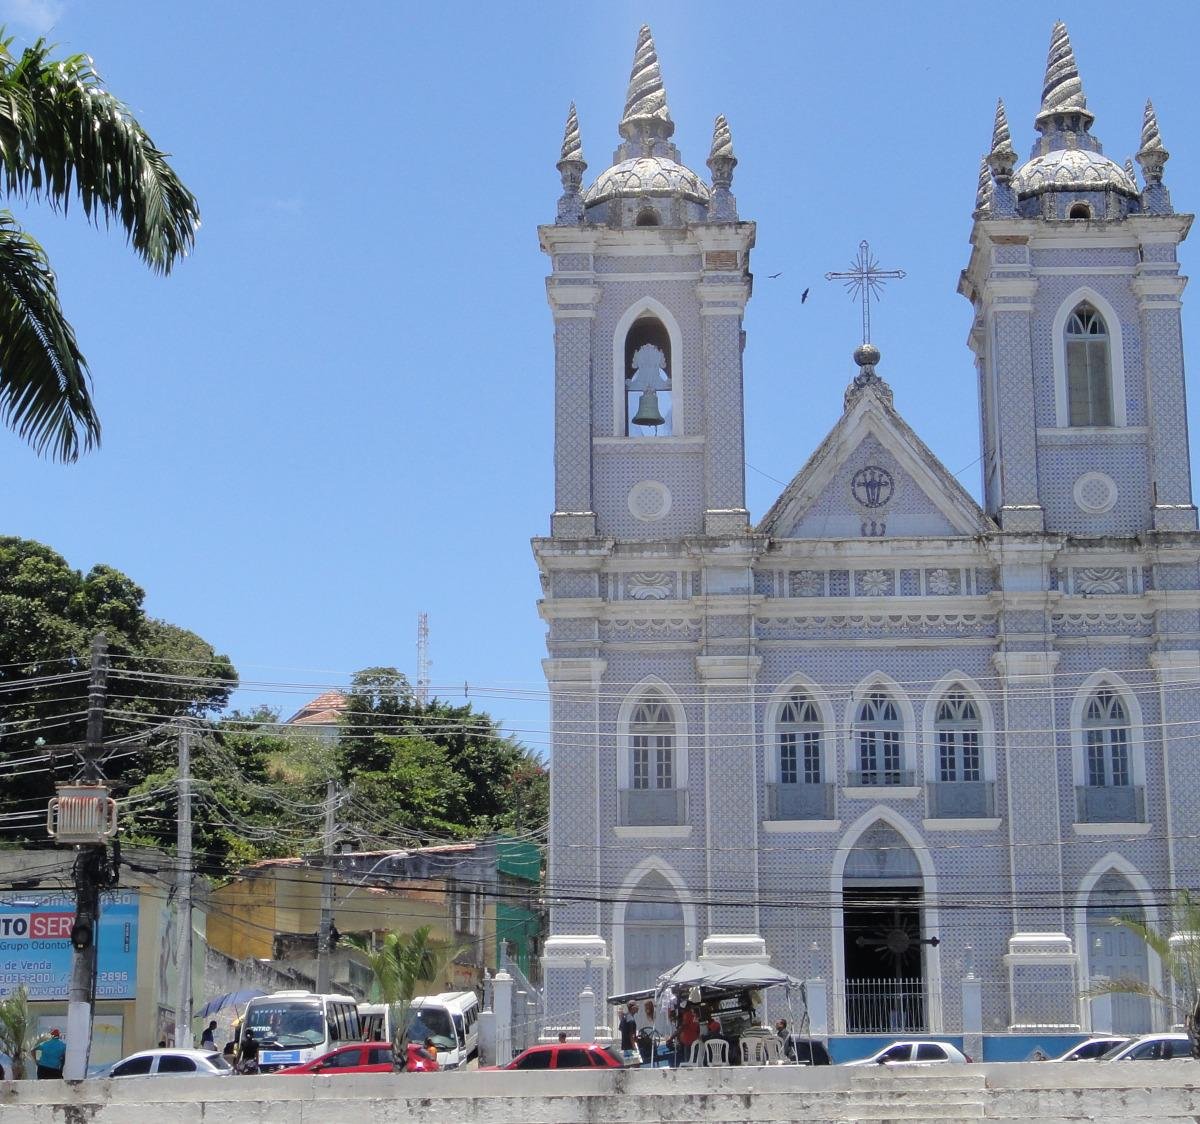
[801,288,810,303]
[768,271,782,279]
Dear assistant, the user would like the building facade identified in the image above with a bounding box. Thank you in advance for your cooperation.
[534,24,1198,1039]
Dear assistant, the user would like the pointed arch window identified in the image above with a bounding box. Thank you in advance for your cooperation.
[1066,303,1113,427]
[779,693,822,785]
[631,697,675,790]
[624,317,673,436]
[1083,689,1129,788]
[853,691,905,786]
[934,690,980,783]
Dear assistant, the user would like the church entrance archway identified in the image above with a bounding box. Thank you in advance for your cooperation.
[623,871,685,994]
[842,821,929,1032]
[1086,872,1151,1034]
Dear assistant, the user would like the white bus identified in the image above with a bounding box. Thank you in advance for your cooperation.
[404,992,480,1070]
[240,990,361,1071]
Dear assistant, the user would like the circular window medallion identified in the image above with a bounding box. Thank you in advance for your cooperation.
[1074,472,1118,514]
[850,465,895,509]
[628,480,672,522]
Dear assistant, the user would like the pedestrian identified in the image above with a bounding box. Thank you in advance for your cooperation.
[32,1028,66,1080]
[237,1028,259,1075]
[618,1001,638,1061]
[557,1031,567,1043]
[201,1020,218,1048]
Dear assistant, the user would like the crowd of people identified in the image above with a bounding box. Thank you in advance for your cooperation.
[615,992,787,1067]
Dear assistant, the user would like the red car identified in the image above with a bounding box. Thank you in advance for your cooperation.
[498,1043,626,1070]
[276,1041,395,1075]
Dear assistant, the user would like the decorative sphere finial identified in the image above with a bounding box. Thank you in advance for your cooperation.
[854,342,881,370]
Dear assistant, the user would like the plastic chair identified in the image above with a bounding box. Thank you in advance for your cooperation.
[762,1036,785,1064]
[703,1038,729,1067]
[739,1037,768,1065]
[677,1040,702,1068]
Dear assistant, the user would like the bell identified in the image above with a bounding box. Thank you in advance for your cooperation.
[632,388,665,428]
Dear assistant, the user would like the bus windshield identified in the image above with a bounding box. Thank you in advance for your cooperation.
[404,1005,458,1050]
[243,1000,326,1047]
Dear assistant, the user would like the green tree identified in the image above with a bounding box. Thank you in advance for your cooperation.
[0,33,199,460]
[0,984,36,1079]
[346,926,457,1049]
[0,537,235,833]
[1087,888,1200,1057]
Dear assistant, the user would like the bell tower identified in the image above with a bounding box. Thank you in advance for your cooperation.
[960,21,1195,535]
[539,26,755,542]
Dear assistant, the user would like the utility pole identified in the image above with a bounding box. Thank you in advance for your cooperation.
[416,611,430,705]
[62,634,110,1081]
[316,778,337,992]
[175,723,193,1047]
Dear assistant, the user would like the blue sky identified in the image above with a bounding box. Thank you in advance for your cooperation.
[1,1,1198,757]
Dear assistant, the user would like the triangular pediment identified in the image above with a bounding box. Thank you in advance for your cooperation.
[758,386,995,540]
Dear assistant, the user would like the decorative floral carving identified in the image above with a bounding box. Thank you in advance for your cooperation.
[1074,567,1124,595]
[790,570,824,597]
[627,572,674,600]
[927,568,957,595]
[857,570,892,596]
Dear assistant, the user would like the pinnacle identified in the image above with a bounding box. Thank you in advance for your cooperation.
[558,102,584,166]
[974,157,993,217]
[989,99,1015,161]
[1036,20,1092,127]
[708,114,734,164]
[619,24,674,141]
[1139,99,1165,156]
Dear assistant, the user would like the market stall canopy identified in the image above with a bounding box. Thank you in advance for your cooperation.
[608,960,804,1006]
[196,987,267,1018]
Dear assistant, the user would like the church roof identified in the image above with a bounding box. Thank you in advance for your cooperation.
[758,354,995,540]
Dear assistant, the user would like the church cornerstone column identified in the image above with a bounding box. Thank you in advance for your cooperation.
[696,651,762,937]
[1151,650,1200,904]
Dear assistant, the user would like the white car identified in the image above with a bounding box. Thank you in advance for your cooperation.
[1050,1035,1128,1061]
[1100,1033,1191,1061]
[105,1048,234,1078]
[845,1040,971,1066]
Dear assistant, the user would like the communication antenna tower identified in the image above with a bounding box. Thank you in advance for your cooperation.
[416,612,431,704]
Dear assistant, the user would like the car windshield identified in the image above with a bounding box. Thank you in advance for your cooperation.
[244,1000,326,1046]
[1099,1040,1134,1060]
[404,1006,457,1050]
[206,1052,232,1071]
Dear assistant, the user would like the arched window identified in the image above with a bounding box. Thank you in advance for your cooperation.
[624,317,672,436]
[631,697,674,790]
[1066,303,1113,427]
[854,691,903,786]
[934,690,980,783]
[1083,689,1129,788]
[779,692,822,785]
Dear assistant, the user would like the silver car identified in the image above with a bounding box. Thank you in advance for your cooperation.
[844,1040,971,1066]
[1100,1033,1192,1061]
[104,1048,234,1077]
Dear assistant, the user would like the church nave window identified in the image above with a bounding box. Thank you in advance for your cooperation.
[853,691,905,786]
[778,693,822,785]
[625,317,673,435]
[1065,303,1113,427]
[934,690,981,783]
[631,697,675,790]
[1083,689,1130,788]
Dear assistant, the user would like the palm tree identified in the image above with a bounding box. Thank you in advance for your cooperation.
[1086,888,1200,1057]
[0,33,199,461]
[0,984,36,1079]
[347,925,458,1048]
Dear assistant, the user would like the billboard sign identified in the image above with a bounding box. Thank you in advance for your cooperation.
[0,889,139,1000]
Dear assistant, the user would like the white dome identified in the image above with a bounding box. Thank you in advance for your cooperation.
[1012,147,1136,197]
[583,156,710,207]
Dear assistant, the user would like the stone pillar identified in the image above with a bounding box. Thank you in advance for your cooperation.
[578,984,596,1043]
[493,970,513,1064]
[989,274,1044,531]
[1134,255,1197,531]
[477,1008,496,1067]
[694,229,752,536]
[805,977,828,1038]
[995,645,1079,1030]
[962,969,983,1063]
[696,653,761,935]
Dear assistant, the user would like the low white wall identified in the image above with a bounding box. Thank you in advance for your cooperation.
[2,1060,1199,1123]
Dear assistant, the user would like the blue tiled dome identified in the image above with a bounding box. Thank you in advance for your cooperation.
[1013,148,1137,197]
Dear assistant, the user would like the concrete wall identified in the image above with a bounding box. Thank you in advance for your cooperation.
[4,1061,1200,1123]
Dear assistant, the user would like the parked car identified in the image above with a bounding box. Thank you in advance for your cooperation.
[276,1041,395,1075]
[844,1040,971,1066]
[1050,1036,1129,1062]
[1100,1033,1192,1061]
[105,1048,233,1078]
[489,1043,626,1070]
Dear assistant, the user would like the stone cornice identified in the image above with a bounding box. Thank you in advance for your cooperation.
[541,657,606,688]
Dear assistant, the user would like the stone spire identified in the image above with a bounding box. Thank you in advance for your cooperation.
[1137,99,1169,183]
[1035,21,1092,127]
[988,99,1017,176]
[973,156,993,219]
[615,25,679,162]
[706,114,738,221]
[1137,99,1172,214]
[555,103,587,225]
[1124,157,1138,186]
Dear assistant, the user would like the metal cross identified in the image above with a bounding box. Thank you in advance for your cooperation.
[825,240,906,344]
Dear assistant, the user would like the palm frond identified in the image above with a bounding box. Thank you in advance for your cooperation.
[0,209,96,460]
[0,38,199,273]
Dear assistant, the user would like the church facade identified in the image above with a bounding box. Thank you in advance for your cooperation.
[533,23,1198,1039]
